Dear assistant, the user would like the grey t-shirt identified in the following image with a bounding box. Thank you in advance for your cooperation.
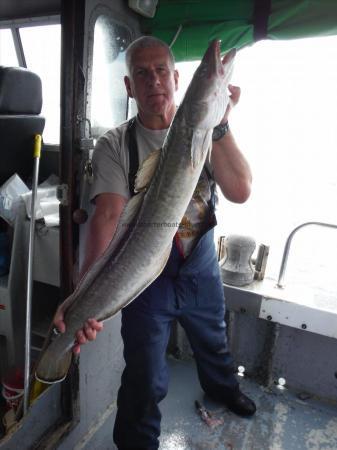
[90,117,214,257]
[90,117,166,201]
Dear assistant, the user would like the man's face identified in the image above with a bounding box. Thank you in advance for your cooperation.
[124,46,179,121]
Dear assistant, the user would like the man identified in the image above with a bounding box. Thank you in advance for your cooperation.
[55,36,255,449]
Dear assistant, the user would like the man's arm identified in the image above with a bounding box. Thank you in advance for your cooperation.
[211,84,252,203]
[54,192,127,353]
[80,193,127,278]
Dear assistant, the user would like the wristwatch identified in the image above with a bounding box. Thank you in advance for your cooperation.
[212,121,229,141]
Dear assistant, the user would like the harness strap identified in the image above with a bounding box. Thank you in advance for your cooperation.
[126,117,139,197]
[204,163,217,213]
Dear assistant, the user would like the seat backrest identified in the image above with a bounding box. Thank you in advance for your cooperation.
[0,66,45,186]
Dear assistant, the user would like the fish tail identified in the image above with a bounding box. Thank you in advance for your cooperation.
[35,345,72,384]
[35,329,73,384]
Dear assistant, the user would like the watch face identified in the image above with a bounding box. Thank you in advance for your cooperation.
[212,122,229,141]
[212,127,221,141]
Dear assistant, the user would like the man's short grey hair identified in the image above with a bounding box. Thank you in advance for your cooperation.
[125,36,175,75]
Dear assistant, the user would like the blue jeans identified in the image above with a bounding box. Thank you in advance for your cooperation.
[113,230,238,450]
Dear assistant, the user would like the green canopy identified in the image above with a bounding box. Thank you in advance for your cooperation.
[140,0,337,61]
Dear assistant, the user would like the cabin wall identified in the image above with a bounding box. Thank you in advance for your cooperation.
[0,384,62,449]
[168,304,337,405]
[228,312,337,404]
[56,315,123,450]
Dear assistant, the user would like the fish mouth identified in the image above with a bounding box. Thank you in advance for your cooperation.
[202,40,236,76]
[202,39,221,63]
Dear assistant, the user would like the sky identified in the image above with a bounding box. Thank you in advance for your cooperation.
[177,36,337,291]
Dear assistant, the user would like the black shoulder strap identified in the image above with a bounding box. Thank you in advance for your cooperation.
[126,117,139,197]
[203,163,217,213]
[203,163,212,183]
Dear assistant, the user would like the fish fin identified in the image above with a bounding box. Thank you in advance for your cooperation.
[191,129,213,168]
[135,148,161,192]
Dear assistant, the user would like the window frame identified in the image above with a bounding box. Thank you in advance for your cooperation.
[0,16,60,69]
[85,4,135,139]
[0,16,61,148]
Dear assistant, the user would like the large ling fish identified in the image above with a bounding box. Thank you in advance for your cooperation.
[35,40,235,383]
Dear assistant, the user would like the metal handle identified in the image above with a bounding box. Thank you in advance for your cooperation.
[23,134,42,415]
[276,221,337,288]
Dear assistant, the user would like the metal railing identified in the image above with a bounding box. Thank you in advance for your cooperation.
[277,221,337,288]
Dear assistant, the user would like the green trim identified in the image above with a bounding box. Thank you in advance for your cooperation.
[269,0,337,40]
[140,0,337,61]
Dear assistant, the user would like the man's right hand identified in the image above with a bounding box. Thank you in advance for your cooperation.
[53,304,104,355]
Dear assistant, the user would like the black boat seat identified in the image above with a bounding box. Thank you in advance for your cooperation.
[0,66,45,186]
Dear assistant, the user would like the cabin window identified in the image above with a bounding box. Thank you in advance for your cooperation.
[91,15,131,137]
[176,36,337,293]
[0,29,18,66]
[0,23,61,144]
[20,24,61,144]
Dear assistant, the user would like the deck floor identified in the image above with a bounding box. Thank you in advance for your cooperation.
[160,357,337,450]
[1,357,337,449]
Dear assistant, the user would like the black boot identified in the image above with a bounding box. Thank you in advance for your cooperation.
[222,389,256,417]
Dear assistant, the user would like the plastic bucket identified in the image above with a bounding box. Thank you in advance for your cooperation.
[1,368,24,411]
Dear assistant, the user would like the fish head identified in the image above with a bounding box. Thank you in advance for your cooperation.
[181,40,235,130]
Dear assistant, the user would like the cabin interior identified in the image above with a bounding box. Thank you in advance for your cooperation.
[0,0,337,449]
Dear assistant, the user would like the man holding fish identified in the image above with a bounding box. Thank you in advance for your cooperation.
[54,36,255,449]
